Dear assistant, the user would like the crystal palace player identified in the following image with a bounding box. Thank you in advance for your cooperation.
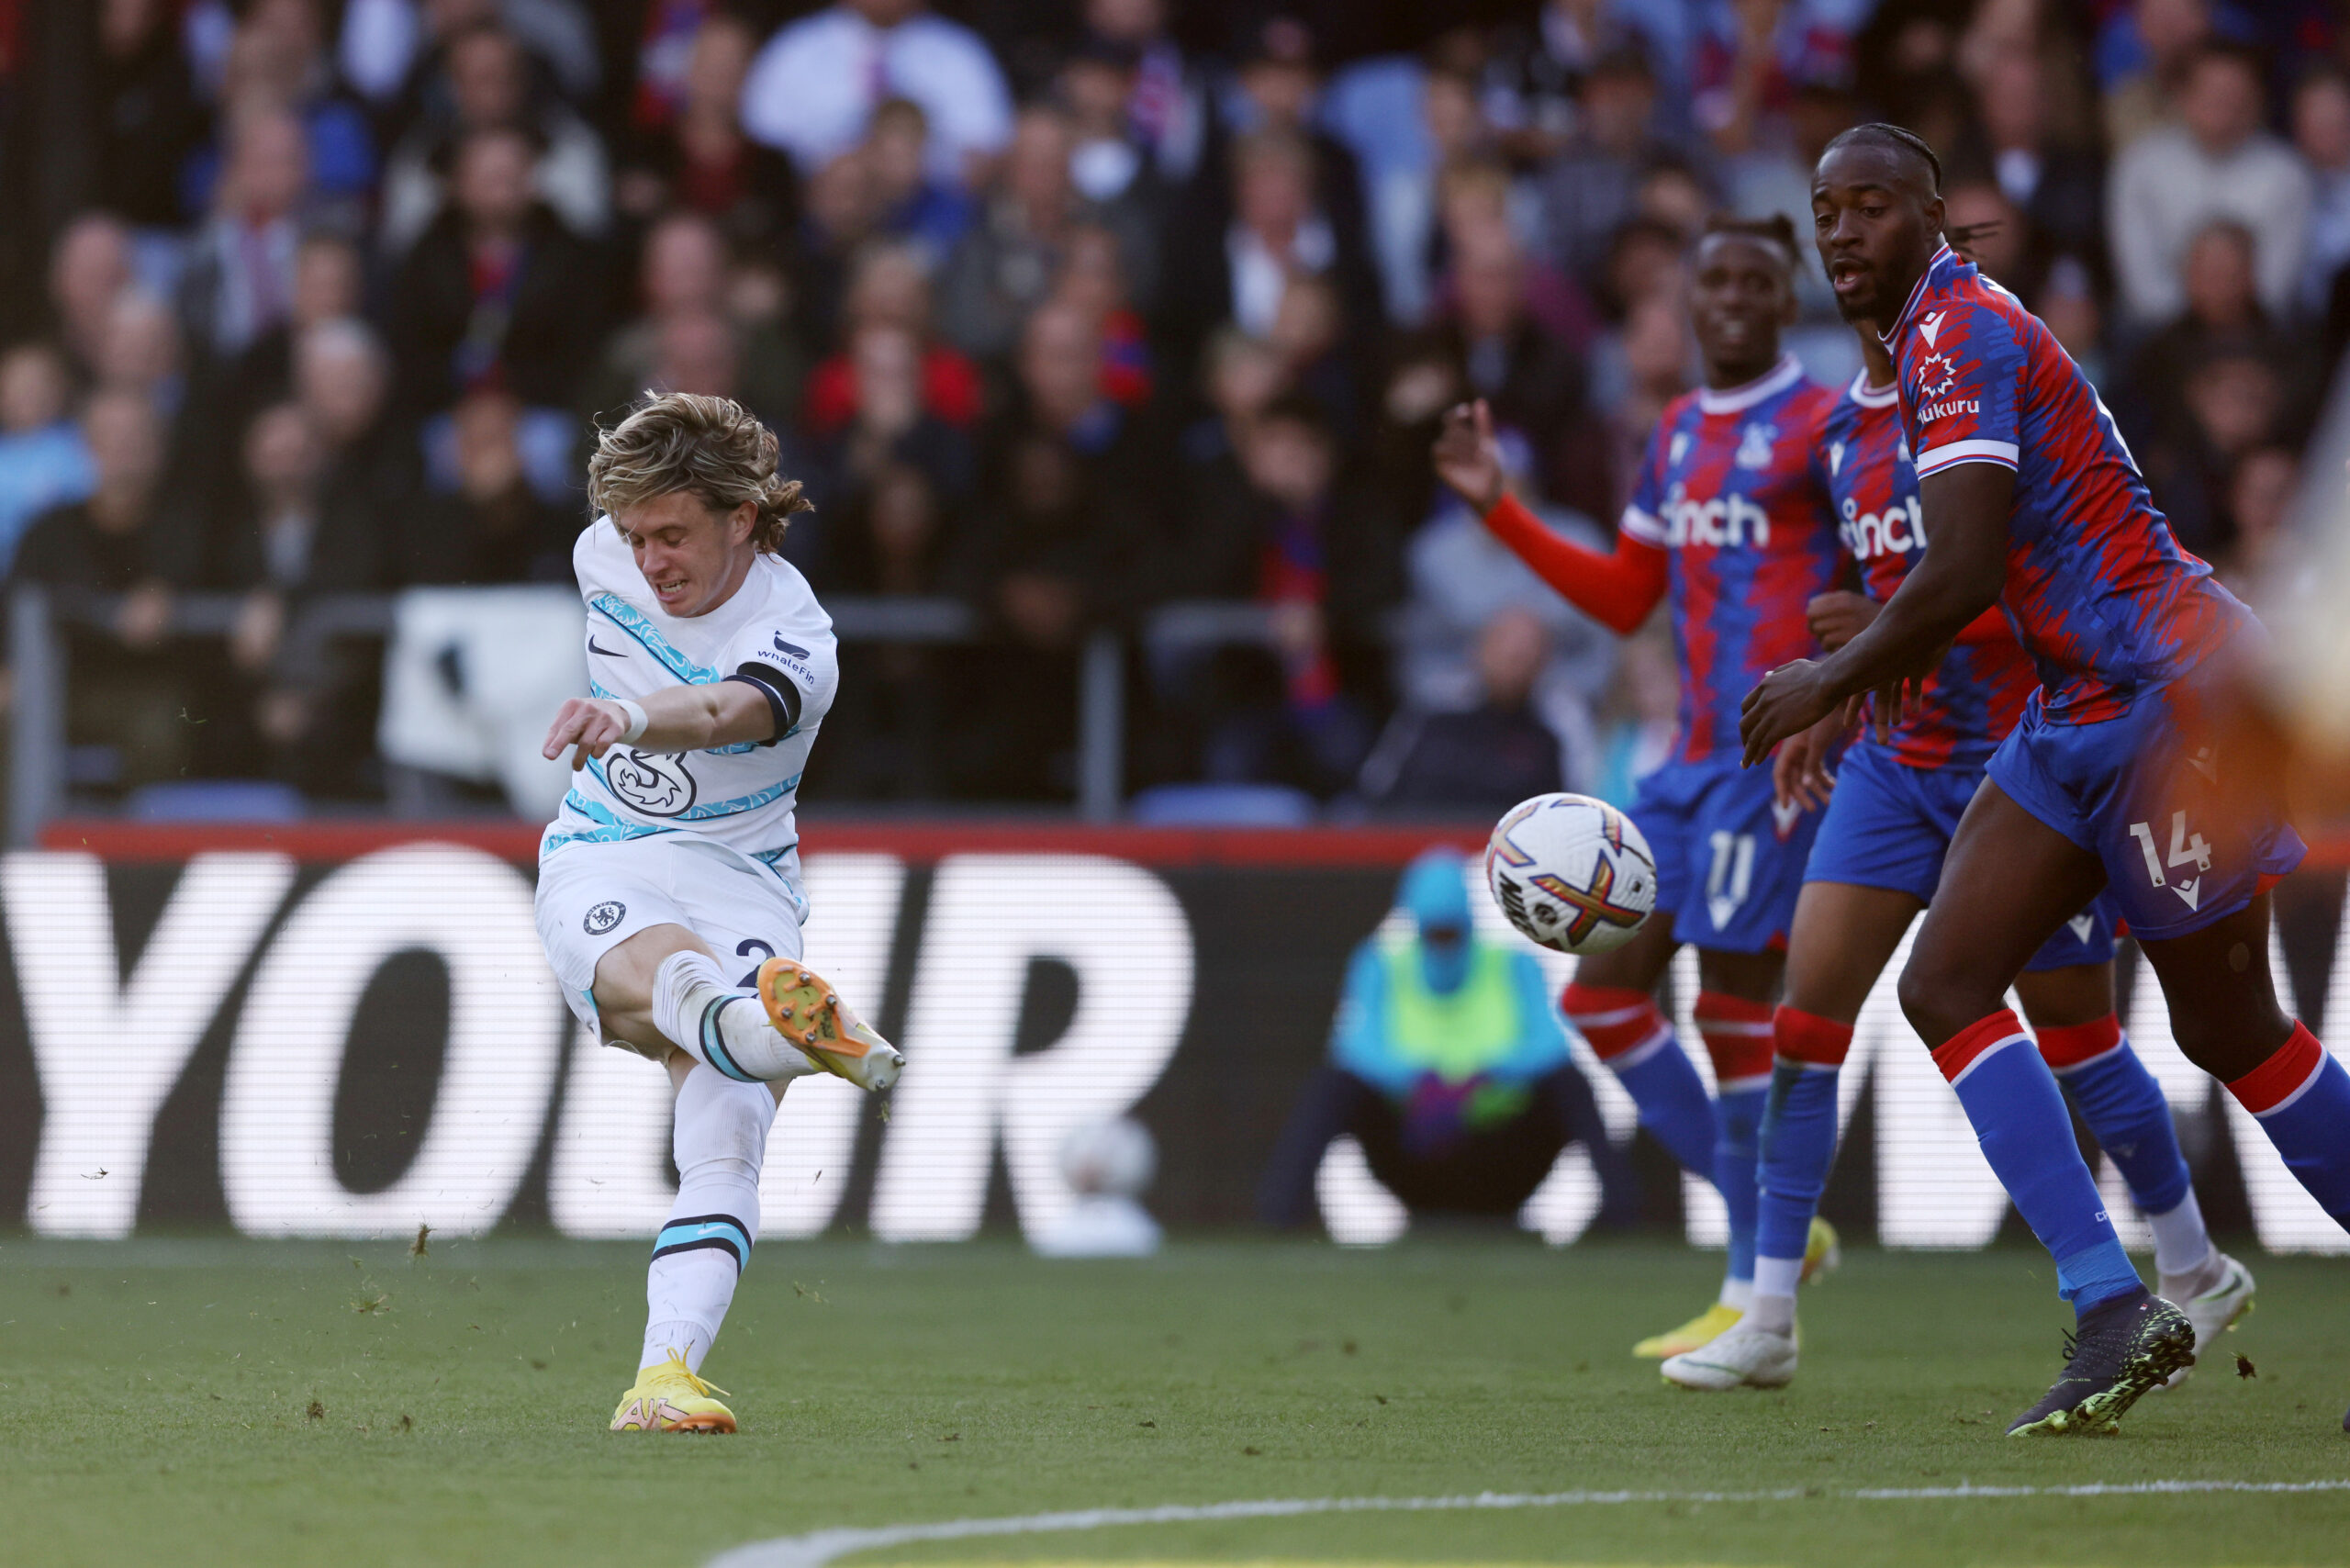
[1743,125,2350,1436]
[1662,314,2252,1393]
[1434,216,1841,1358]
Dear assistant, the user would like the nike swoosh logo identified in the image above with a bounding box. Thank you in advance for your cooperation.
[588,638,625,657]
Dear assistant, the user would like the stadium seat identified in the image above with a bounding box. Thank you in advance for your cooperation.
[1126,783,1317,826]
[124,779,306,822]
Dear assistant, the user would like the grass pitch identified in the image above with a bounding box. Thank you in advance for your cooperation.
[3,1236,2346,1567]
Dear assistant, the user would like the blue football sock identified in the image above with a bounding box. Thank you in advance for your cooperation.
[2228,1025,2350,1226]
[1562,984,1718,1181]
[1937,1011,2141,1313]
[1714,1083,1765,1284]
[2041,1018,2192,1216]
[1759,1061,1840,1264]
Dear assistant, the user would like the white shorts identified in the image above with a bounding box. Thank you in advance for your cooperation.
[535,834,807,1038]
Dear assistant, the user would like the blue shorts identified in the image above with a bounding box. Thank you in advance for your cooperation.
[1806,741,2118,972]
[1986,682,2307,943]
[1629,756,1824,954]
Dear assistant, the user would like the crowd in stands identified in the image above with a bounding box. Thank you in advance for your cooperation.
[0,0,2340,815]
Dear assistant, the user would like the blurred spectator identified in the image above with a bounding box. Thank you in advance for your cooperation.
[48,216,138,386]
[581,212,803,433]
[177,102,316,362]
[1165,392,1392,799]
[2096,0,2213,154]
[1176,324,1286,534]
[10,392,191,785]
[0,343,99,572]
[806,321,974,513]
[741,0,1013,190]
[1361,67,1495,327]
[1258,848,1636,1232]
[216,399,391,789]
[1536,48,1682,294]
[378,19,610,256]
[336,0,600,117]
[1359,606,1582,812]
[2143,346,2288,559]
[1393,474,1614,767]
[2108,42,2311,329]
[801,463,950,799]
[1429,225,1599,517]
[2295,66,2350,319]
[614,10,799,251]
[802,242,981,440]
[1059,41,1153,214]
[1690,0,1856,160]
[180,0,375,219]
[2124,222,2300,439]
[95,0,206,229]
[1483,0,1683,161]
[2220,443,2299,588]
[400,387,570,584]
[947,301,1162,799]
[1954,44,2105,276]
[864,97,977,267]
[387,125,606,414]
[2039,254,2109,385]
[94,294,186,422]
[937,104,1152,361]
[1586,293,1695,511]
[1051,224,1155,407]
[1080,0,1210,185]
[1164,129,1380,356]
[1589,623,1678,807]
[793,148,886,344]
[293,318,417,577]
[1940,178,2031,297]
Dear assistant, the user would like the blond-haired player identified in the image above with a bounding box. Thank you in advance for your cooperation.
[536,392,902,1433]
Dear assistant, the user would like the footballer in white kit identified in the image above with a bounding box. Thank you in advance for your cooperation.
[534,392,901,1435]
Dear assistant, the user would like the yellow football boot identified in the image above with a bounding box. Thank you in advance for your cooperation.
[610,1352,736,1433]
[755,958,902,1091]
[1634,1301,1742,1359]
[1802,1215,1842,1282]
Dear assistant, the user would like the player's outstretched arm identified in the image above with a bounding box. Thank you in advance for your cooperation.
[1740,461,2011,767]
[1432,400,1667,635]
[543,682,778,770]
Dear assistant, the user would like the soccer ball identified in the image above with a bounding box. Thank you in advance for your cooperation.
[1484,793,1658,956]
[1058,1117,1158,1199]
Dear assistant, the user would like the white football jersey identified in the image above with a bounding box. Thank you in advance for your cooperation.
[540,520,839,901]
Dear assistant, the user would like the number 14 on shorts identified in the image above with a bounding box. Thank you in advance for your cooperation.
[2128,811,2211,910]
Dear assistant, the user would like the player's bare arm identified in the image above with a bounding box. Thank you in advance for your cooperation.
[1739,461,2009,767]
[543,680,777,770]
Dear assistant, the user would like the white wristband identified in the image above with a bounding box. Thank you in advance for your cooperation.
[612,699,649,744]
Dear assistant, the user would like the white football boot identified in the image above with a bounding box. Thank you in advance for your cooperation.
[2159,1250,2255,1387]
[1661,1323,1798,1390]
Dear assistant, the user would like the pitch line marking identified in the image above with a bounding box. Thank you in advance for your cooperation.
[708,1478,2350,1567]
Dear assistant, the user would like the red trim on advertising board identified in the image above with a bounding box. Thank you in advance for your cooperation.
[36,817,2350,870]
[37,818,1493,867]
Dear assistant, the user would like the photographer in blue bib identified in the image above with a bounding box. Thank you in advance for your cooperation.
[1260,849,1639,1231]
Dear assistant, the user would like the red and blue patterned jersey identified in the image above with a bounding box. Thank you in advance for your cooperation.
[1623,353,1842,765]
[1815,370,2037,769]
[1884,244,2252,724]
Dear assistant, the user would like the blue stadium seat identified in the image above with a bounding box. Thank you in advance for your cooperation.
[1126,783,1317,826]
[124,780,307,823]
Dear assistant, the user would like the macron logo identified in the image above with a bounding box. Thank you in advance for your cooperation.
[1919,310,1946,348]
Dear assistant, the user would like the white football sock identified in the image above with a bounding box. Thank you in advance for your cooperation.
[1745,1253,1803,1335]
[641,1065,778,1372]
[651,950,814,1083]
[1718,1275,1753,1312]
[2148,1188,2219,1289]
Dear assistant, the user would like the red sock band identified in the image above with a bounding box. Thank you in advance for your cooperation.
[1774,1004,1854,1068]
[1931,1008,2030,1086]
[2226,1023,2326,1117]
[1561,982,1668,1062]
[1695,991,1774,1087]
[2036,1013,2123,1071]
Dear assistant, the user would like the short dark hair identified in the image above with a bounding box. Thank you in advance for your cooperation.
[1700,212,1801,271]
[1821,121,1942,196]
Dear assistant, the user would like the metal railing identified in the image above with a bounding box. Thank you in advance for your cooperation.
[5,587,1296,843]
